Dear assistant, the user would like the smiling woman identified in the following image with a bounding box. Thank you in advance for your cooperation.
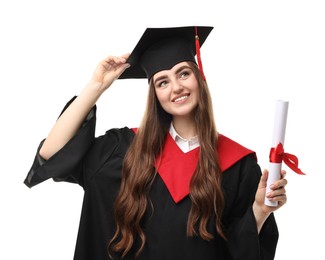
[24,26,288,260]
[153,62,200,124]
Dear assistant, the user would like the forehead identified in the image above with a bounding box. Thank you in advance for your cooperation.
[152,61,192,80]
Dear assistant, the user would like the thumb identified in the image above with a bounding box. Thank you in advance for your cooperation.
[259,169,269,188]
[115,63,131,78]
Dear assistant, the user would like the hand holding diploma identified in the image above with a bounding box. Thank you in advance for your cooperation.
[265,100,305,207]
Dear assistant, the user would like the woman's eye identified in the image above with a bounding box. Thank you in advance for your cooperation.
[157,81,167,88]
[180,70,190,78]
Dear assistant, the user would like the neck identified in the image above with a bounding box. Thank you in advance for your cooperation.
[172,116,197,140]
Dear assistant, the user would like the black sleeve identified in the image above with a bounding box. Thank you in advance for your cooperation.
[222,155,279,260]
[24,96,97,188]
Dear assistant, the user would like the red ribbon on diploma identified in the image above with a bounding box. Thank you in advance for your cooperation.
[269,143,305,175]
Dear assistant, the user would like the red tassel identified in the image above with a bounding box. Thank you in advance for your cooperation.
[195,26,206,81]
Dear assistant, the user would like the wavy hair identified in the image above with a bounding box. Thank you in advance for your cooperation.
[109,62,225,258]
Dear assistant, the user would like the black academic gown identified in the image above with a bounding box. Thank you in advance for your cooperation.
[24,99,279,260]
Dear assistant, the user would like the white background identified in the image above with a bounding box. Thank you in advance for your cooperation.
[1,0,324,259]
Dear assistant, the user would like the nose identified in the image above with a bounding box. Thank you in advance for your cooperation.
[171,79,184,94]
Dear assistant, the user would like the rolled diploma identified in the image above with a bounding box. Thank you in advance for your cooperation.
[264,100,289,207]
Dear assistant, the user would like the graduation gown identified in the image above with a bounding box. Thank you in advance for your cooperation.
[24,99,279,260]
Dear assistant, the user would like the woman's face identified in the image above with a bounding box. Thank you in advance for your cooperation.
[152,62,199,119]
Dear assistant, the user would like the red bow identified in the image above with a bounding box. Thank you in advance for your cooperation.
[269,143,305,175]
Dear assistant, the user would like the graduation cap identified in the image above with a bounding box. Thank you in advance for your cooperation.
[118,26,213,81]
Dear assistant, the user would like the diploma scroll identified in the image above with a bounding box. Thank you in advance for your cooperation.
[265,100,289,207]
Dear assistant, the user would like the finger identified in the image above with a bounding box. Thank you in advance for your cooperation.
[267,187,286,198]
[113,56,127,63]
[103,56,126,66]
[259,169,268,188]
[271,178,288,190]
[114,63,131,78]
[121,53,130,59]
[103,55,116,62]
[278,194,287,205]
[270,193,287,206]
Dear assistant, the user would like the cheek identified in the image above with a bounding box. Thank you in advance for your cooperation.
[194,88,200,100]
[155,90,169,104]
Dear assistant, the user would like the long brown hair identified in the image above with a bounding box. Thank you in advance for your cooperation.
[109,62,225,258]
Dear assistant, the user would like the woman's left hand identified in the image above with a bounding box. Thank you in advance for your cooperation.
[253,169,287,232]
[254,169,288,214]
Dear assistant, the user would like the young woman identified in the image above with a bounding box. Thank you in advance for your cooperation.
[25,26,287,260]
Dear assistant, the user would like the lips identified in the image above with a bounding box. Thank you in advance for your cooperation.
[172,94,190,103]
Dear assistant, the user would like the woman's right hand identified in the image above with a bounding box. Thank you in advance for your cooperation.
[91,54,130,92]
[39,54,130,160]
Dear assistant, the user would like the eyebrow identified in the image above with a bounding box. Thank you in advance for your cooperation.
[153,65,192,85]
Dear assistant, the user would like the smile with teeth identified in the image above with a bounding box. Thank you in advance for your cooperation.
[173,94,190,103]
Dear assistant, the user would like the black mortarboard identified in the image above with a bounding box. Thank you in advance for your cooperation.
[118,26,213,81]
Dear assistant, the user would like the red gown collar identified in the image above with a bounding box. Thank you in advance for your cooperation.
[132,128,255,203]
[155,134,255,203]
